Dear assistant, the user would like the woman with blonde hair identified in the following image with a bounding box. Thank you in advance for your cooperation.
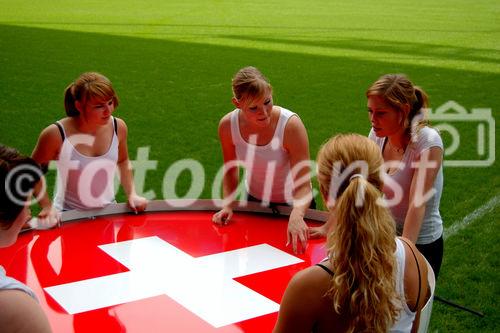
[32,72,147,225]
[212,66,314,254]
[366,74,444,278]
[274,134,429,333]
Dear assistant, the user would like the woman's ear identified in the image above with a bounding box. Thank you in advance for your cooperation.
[402,103,411,117]
[75,100,83,113]
[231,97,240,109]
[398,104,410,127]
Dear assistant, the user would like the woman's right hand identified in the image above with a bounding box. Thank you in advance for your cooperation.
[37,205,60,229]
[212,207,233,226]
[308,224,329,239]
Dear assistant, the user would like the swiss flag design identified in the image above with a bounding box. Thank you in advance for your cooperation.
[0,211,326,332]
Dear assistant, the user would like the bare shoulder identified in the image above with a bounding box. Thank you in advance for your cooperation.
[400,237,424,260]
[284,113,306,134]
[114,117,128,137]
[287,265,331,299]
[218,112,234,140]
[32,123,64,162]
[218,112,233,129]
[39,123,63,141]
[274,265,331,333]
[0,289,52,333]
[284,113,308,143]
[399,237,429,311]
[283,113,308,152]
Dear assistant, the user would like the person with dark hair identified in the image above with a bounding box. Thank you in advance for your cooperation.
[0,145,52,332]
[211,66,314,254]
[32,72,147,225]
[366,74,444,278]
[274,134,429,333]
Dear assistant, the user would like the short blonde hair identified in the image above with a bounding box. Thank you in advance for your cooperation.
[231,66,272,102]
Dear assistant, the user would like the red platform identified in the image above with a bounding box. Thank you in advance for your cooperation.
[0,201,327,333]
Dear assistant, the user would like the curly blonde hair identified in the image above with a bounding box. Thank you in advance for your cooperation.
[317,133,399,333]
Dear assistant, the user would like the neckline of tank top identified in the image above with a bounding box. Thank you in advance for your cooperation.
[60,117,117,159]
[236,106,288,149]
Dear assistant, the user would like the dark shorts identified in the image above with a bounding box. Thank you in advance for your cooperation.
[416,235,444,280]
[246,193,317,210]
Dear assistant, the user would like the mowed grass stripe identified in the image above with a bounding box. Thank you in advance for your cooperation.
[444,194,500,240]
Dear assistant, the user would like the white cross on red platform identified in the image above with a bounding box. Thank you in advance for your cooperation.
[44,236,302,327]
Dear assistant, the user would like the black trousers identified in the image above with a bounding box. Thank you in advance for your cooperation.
[416,235,444,280]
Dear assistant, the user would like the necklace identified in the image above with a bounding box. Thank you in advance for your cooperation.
[388,140,405,154]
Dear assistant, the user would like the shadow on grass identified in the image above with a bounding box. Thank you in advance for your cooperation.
[218,34,500,66]
[3,22,499,65]
[3,21,499,34]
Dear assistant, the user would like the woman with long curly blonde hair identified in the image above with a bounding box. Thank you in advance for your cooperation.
[274,134,429,333]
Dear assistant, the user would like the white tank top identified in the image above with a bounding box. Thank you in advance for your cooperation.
[230,107,295,203]
[0,265,37,300]
[53,118,119,211]
[391,238,417,333]
[369,127,443,244]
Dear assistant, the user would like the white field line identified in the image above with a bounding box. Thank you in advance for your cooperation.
[444,194,500,240]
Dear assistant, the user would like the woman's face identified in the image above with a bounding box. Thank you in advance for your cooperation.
[367,95,404,137]
[237,91,274,128]
[0,203,31,247]
[79,96,115,126]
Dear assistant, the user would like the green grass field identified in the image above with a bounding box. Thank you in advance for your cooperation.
[0,1,498,331]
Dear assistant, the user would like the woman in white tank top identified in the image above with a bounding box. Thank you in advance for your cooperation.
[274,134,429,333]
[211,66,314,254]
[31,72,147,226]
[366,74,444,278]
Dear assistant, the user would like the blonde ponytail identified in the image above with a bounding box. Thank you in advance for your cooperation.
[328,178,398,333]
[317,134,400,333]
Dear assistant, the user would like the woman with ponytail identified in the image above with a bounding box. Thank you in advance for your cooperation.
[274,134,429,333]
[31,72,147,225]
[366,74,444,278]
[212,66,314,254]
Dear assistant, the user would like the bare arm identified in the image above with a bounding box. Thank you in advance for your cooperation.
[31,125,62,226]
[0,290,52,333]
[116,118,147,213]
[283,116,313,254]
[403,147,443,242]
[212,114,239,225]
